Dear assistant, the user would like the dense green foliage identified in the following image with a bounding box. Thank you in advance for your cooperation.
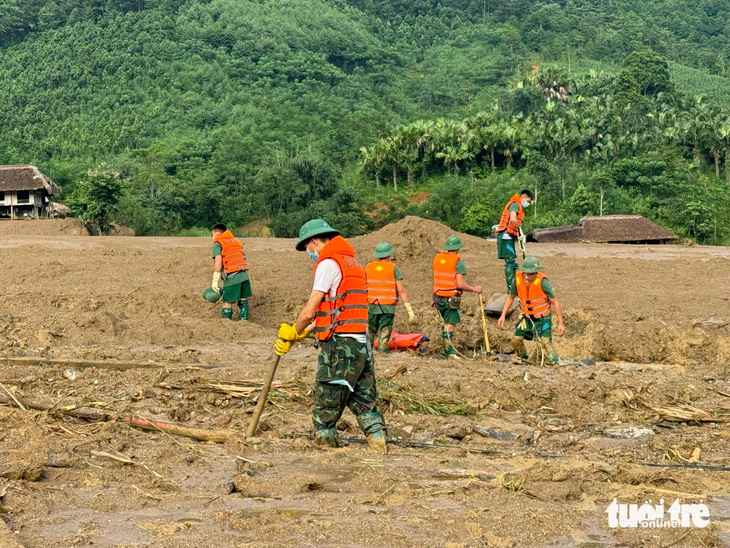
[0,0,729,241]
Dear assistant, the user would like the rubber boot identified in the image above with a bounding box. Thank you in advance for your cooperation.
[377,326,392,355]
[442,329,459,359]
[357,410,387,453]
[313,428,343,448]
[238,299,249,321]
[221,307,233,320]
[540,337,559,364]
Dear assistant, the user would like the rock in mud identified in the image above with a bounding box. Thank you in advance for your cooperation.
[441,424,471,440]
[603,426,655,440]
[473,419,534,441]
[579,358,596,366]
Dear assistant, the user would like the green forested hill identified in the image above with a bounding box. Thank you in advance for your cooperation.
[1,0,729,240]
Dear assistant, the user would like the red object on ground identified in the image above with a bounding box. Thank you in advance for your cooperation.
[373,332,428,351]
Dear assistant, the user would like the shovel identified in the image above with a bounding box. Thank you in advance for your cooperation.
[246,350,282,438]
[478,294,491,355]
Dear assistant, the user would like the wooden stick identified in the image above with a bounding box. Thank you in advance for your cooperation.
[478,294,490,354]
[0,382,26,411]
[1,357,228,372]
[119,416,231,443]
[246,354,282,437]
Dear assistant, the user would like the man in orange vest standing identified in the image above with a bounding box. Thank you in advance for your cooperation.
[211,223,252,320]
[365,242,416,355]
[496,190,534,292]
[274,219,387,452]
[432,235,482,358]
[497,257,565,364]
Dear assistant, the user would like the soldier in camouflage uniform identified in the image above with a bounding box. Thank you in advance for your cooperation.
[275,219,387,453]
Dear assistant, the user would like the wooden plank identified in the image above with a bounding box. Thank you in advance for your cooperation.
[1,357,229,371]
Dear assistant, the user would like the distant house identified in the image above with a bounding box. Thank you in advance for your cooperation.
[528,215,677,245]
[0,165,61,220]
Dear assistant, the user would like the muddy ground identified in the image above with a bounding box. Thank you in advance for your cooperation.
[1,216,730,547]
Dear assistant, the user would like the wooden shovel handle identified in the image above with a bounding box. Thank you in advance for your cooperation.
[246,353,282,437]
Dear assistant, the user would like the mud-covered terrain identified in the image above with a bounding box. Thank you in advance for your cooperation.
[1,217,729,547]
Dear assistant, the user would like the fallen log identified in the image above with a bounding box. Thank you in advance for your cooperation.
[0,392,232,443]
[118,416,231,443]
[1,357,229,372]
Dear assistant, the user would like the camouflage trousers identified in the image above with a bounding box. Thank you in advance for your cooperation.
[313,336,385,443]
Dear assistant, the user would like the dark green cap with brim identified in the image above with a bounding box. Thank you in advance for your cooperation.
[373,242,395,258]
[520,256,544,273]
[296,219,340,251]
[443,235,463,250]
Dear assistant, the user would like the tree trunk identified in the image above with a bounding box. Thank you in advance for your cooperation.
[713,148,721,179]
[490,147,495,173]
[600,188,604,216]
[392,162,397,191]
[408,169,414,189]
[726,146,730,185]
[375,172,380,186]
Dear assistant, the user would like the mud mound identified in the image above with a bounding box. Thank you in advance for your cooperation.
[109,223,135,236]
[0,218,89,236]
[351,216,484,263]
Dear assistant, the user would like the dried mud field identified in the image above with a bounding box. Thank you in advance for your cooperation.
[2,217,730,547]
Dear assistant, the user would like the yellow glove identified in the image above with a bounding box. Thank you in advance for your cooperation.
[211,271,222,294]
[404,302,416,324]
[278,323,306,342]
[274,339,292,357]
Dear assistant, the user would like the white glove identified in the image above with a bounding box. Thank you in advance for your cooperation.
[212,271,222,294]
[404,302,416,324]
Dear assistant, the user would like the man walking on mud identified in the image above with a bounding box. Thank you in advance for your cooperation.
[365,242,416,355]
[432,235,482,358]
[273,219,387,452]
[496,189,533,292]
[497,257,565,364]
[211,223,252,320]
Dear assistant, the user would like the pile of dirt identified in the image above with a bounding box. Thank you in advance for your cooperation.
[0,219,89,236]
[352,216,483,264]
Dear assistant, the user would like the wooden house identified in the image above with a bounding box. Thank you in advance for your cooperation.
[0,165,61,220]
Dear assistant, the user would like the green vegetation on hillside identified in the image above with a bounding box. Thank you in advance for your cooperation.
[0,0,729,240]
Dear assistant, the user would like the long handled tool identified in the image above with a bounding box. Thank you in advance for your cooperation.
[478,294,491,354]
[246,353,282,437]
[517,227,527,260]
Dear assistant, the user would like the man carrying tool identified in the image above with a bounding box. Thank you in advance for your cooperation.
[496,257,565,364]
[274,219,387,452]
[496,189,534,292]
[432,235,482,358]
[365,242,416,355]
[211,223,252,320]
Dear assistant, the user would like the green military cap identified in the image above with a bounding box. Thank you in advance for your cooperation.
[520,256,544,273]
[443,235,463,250]
[202,287,222,302]
[373,242,395,258]
[295,219,340,251]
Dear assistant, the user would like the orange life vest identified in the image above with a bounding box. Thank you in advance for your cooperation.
[433,252,461,297]
[365,261,398,306]
[496,194,524,237]
[515,271,551,319]
[214,230,247,275]
[313,236,369,342]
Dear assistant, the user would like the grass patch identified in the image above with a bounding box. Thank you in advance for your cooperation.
[377,379,474,416]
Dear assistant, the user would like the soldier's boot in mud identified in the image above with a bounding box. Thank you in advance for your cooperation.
[313,428,344,448]
[238,299,249,321]
[442,329,459,359]
[377,326,392,355]
[539,337,559,364]
[511,335,528,363]
[357,410,387,454]
[221,307,234,320]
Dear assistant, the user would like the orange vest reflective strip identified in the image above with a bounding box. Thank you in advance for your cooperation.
[365,261,397,305]
[313,236,369,342]
[433,253,460,297]
[496,194,524,237]
[214,230,247,275]
[515,271,551,319]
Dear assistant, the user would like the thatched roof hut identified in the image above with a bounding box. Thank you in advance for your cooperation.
[0,165,60,196]
[528,215,676,244]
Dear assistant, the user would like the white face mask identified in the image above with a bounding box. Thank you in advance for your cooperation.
[522,201,530,208]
